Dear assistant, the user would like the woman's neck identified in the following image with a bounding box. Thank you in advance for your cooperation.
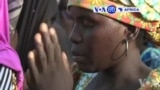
[99,48,151,89]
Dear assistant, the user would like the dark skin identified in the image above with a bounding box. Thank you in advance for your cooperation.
[25,23,77,90]
[26,6,152,90]
[10,30,18,49]
[53,10,73,61]
[26,23,73,90]
[58,0,73,35]
[24,1,77,89]
[10,21,75,90]
[69,6,151,90]
[59,10,74,35]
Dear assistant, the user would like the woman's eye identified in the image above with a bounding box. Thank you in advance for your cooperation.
[64,11,73,20]
[83,19,94,27]
[79,18,95,28]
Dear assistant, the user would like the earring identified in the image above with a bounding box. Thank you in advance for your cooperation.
[125,39,128,56]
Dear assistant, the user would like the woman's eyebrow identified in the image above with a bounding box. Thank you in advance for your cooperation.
[78,11,98,18]
[77,14,91,19]
[69,9,99,20]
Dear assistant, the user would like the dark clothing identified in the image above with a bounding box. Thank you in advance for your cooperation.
[16,0,58,71]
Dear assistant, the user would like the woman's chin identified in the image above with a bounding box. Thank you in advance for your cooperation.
[78,64,98,73]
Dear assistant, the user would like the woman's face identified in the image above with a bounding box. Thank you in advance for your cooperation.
[69,6,128,72]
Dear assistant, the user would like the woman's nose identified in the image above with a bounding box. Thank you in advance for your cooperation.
[69,23,82,44]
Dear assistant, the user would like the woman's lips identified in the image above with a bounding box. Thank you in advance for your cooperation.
[71,49,87,63]
[72,55,86,63]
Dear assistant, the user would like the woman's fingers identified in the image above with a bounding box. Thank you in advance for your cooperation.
[27,23,74,90]
[62,52,70,73]
[49,28,62,64]
[27,51,38,79]
[70,62,78,75]
[25,70,31,90]
[40,23,55,64]
[61,52,77,75]
[24,71,30,90]
[34,33,47,71]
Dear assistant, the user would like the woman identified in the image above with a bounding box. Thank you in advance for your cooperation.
[67,0,160,90]
[0,0,24,90]
[26,0,160,90]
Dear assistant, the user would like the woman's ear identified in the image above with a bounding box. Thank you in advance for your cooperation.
[127,27,140,41]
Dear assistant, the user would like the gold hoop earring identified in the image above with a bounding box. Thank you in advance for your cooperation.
[125,39,128,56]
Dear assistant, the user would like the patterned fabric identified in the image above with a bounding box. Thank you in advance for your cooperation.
[139,67,160,90]
[67,0,160,46]
[141,47,160,69]
[12,73,18,90]
[0,65,17,90]
[75,73,97,90]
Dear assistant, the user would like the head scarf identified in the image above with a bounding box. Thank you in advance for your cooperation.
[67,0,160,46]
[0,0,24,89]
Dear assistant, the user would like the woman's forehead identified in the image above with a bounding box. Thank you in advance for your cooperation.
[69,6,119,24]
[69,6,107,21]
[69,6,94,16]
[70,6,92,12]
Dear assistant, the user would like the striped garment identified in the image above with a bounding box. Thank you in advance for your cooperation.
[0,65,17,90]
[8,0,23,35]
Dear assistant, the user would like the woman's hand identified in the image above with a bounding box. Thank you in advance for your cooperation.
[26,23,73,90]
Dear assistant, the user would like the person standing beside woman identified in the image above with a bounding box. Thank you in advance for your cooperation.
[0,0,24,90]
[9,0,23,49]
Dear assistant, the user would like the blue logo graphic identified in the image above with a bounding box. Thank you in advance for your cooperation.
[118,8,123,12]
[107,5,116,14]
